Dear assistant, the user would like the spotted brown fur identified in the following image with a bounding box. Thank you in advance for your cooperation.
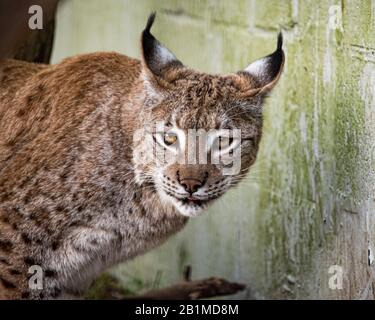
[0,13,283,299]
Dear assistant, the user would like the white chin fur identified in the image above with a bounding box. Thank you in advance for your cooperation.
[173,201,206,217]
[158,190,206,217]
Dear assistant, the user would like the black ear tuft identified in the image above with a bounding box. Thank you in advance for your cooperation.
[145,12,156,34]
[265,32,284,83]
[241,32,285,92]
[141,12,183,78]
[141,13,158,72]
[277,32,283,51]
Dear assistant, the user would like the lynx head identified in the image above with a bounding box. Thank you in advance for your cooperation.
[133,13,284,217]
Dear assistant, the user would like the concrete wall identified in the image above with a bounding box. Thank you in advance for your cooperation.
[52,0,375,299]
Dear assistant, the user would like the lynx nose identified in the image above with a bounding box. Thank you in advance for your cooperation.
[179,178,203,194]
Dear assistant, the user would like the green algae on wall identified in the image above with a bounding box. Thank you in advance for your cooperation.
[52,0,375,299]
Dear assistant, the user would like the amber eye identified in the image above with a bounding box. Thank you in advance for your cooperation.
[163,132,178,146]
[218,136,234,150]
[211,134,240,155]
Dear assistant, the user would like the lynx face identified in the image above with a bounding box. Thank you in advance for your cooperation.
[133,13,284,217]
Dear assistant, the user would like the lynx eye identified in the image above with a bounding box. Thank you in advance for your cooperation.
[163,132,178,146]
[153,131,178,148]
[211,134,240,155]
[218,136,234,150]
[214,136,236,150]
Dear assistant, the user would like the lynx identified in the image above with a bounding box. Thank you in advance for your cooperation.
[0,13,284,299]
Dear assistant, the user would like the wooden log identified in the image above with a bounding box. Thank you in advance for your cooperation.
[127,277,246,300]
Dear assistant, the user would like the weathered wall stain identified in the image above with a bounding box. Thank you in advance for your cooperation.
[52,0,375,299]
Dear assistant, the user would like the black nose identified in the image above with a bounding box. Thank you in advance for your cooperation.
[180,178,203,194]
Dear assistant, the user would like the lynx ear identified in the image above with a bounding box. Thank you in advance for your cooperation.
[141,12,184,81]
[241,33,285,93]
